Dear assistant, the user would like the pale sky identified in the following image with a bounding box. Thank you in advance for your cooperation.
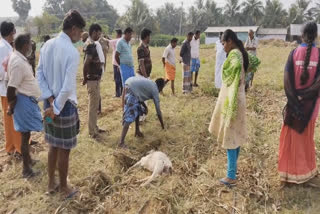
[0,0,301,18]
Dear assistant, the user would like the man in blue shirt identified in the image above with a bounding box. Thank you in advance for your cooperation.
[119,77,165,148]
[115,27,135,87]
[37,10,85,199]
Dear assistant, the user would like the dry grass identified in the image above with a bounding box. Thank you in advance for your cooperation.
[1,44,320,214]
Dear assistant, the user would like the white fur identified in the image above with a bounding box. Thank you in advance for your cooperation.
[127,150,172,187]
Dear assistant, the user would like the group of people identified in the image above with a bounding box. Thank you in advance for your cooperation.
[215,29,259,91]
[0,9,203,198]
[0,8,319,200]
[211,22,320,187]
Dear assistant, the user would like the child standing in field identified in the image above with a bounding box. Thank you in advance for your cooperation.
[209,29,260,186]
[162,38,178,95]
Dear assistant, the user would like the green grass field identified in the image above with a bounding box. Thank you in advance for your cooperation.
[1,42,320,214]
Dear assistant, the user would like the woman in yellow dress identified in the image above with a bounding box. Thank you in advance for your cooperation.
[209,29,260,186]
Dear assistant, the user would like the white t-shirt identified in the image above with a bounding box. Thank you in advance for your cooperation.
[162,44,176,67]
[190,36,200,59]
[0,39,13,96]
[8,51,41,98]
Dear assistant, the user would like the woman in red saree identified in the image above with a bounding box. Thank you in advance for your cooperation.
[279,22,320,184]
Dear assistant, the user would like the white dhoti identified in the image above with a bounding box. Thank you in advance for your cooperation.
[215,40,226,89]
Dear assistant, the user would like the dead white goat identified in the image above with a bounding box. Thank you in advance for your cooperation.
[127,150,173,187]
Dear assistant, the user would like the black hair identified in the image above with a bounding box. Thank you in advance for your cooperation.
[115,29,122,35]
[301,22,318,85]
[89,23,102,36]
[0,21,15,37]
[14,33,31,51]
[43,35,50,43]
[222,29,249,72]
[141,28,152,40]
[155,78,165,92]
[195,30,200,35]
[171,38,178,43]
[63,10,86,31]
[124,27,133,34]
[188,32,194,37]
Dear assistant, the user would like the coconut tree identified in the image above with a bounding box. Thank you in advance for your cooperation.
[241,0,264,25]
[116,0,155,36]
[224,0,242,25]
[310,0,320,22]
[288,0,312,24]
[263,0,288,28]
[156,3,181,35]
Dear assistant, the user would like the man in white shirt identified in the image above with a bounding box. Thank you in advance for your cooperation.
[190,30,201,87]
[162,38,178,95]
[245,29,258,91]
[215,32,226,89]
[7,34,43,178]
[38,10,86,198]
[0,21,21,155]
[245,29,258,56]
[83,23,106,139]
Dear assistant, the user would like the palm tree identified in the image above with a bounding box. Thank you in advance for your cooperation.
[117,0,154,37]
[156,3,181,35]
[205,0,223,26]
[288,0,312,24]
[263,0,288,28]
[187,0,223,32]
[224,0,242,25]
[241,0,264,25]
[310,0,320,22]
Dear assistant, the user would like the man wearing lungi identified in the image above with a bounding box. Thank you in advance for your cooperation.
[180,32,193,94]
[37,10,85,198]
[190,30,201,87]
[7,34,43,178]
[119,77,165,149]
[162,38,178,95]
[115,27,135,88]
[83,24,106,139]
[0,21,21,155]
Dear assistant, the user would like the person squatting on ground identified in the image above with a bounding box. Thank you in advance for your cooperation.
[119,76,165,149]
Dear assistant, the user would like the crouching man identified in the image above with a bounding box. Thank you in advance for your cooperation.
[119,77,165,148]
[7,34,43,178]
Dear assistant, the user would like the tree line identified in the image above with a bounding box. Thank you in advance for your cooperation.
[10,0,320,36]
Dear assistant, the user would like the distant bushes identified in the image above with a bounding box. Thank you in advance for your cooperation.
[149,34,185,47]
[149,33,206,47]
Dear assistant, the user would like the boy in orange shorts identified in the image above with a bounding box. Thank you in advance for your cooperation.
[162,38,178,95]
